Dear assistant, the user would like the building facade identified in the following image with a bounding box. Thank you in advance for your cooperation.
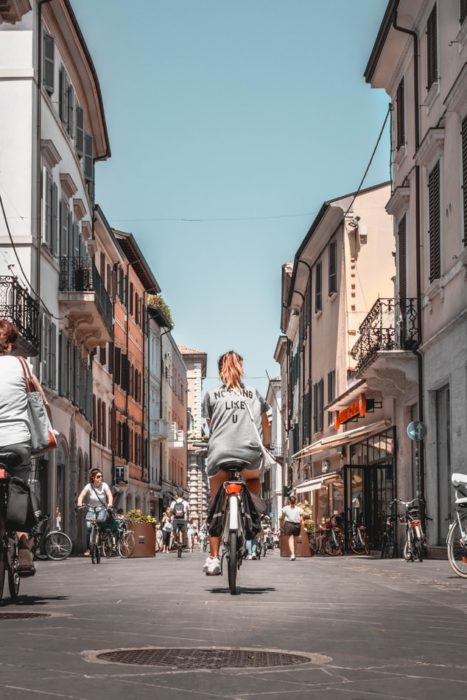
[0,0,111,546]
[179,345,208,529]
[365,0,467,546]
[279,183,396,546]
[265,376,283,530]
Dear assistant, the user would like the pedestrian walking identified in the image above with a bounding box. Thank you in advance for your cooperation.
[281,495,303,561]
[161,508,173,553]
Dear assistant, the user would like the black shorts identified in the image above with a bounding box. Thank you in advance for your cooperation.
[173,519,186,533]
[162,530,171,546]
[0,442,32,482]
[284,521,301,537]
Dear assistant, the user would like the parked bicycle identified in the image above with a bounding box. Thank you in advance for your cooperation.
[396,498,426,562]
[0,465,20,601]
[380,504,396,559]
[30,515,72,561]
[101,519,135,559]
[447,473,467,578]
[348,521,369,555]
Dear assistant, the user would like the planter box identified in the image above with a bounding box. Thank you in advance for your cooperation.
[128,522,156,558]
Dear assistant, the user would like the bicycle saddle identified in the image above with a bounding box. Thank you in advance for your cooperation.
[220,460,249,472]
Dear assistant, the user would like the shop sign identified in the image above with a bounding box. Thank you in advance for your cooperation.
[335,394,367,429]
[113,465,129,488]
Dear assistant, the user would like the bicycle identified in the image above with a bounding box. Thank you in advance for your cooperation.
[30,515,72,561]
[0,465,20,601]
[396,498,425,562]
[447,472,467,578]
[173,521,186,558]
[78,505,107,564]
[348,521,369,555]
[380,504,396,559]
[219,462,251,595]
[322,517,344,556]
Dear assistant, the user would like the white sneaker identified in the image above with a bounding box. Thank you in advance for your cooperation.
[203,556,221,575]
[290,555,296,561]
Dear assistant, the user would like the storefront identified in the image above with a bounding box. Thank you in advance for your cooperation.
[343,427,395,548]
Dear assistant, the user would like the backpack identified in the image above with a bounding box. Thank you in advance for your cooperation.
[173,501,185,519]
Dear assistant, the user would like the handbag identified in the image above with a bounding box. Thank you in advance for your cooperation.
[244,402,279,471]
[18,357,57,455]
[91,484,110,526]
[6,476,38,531]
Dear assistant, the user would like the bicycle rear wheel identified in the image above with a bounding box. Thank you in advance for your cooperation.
[447,515,467,578]
[90,526,100,564]
[0,548,6,601]
[8,546,20,599]
[380,533,395,559]
[118,531,135,558]
[45,531,72,560]
[228,531,238,595]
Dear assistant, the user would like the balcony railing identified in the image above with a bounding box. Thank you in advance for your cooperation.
[350,297,419,373]
[0,275,40,355]
[59,256,113,333]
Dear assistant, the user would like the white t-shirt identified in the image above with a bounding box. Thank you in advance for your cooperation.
[0,355,31,446]
[282,505,302,524]
[83,482,110,509]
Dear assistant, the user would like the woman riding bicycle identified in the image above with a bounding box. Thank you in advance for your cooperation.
[77,468,113,555]
[201,350,271,575]
[0,319,50,575]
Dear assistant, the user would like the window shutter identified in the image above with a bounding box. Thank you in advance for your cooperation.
[398,215,407,299]
[74,347,80,405]
[44,170,52,247]
[328,241,337,295]
[51,181,58,255]
[108,342,114,374]
[67,85,74,136]
[41,315,49,384]
[49,322,56,390]
[114,346,121,385]
[427,5,438,90]
[396,78,405,149]
[43,32,54,95]
[315,261,322,312]
[73,222,80,259]
[75,105,84,157]
[462,116,467,246]
[58,67,69,125]
[428,160,441,282]
[84,132,93,182]
[59,199,68,256]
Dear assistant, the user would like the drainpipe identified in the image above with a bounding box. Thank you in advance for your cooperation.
[392,9,425,512]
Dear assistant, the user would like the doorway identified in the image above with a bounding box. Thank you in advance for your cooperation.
[344,464,394,548]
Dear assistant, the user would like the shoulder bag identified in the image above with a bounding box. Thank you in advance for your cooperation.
[17,356,57,455]
[91,484,111,525]
[244,402,278,470]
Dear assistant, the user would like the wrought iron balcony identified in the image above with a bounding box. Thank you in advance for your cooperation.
[351,298,419,374]
[58,256,113,349]
[0,275,40,356]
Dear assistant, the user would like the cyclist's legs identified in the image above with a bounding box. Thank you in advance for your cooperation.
[208,467,260,559]
[0,442,32,544]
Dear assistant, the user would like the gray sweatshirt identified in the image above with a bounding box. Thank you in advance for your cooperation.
[202,384,270,476]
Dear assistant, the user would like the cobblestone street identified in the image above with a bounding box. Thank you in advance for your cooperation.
[1,550,467,700]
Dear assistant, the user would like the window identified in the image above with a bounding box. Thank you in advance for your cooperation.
[315,261,322,312]
[327,370,335,426]
[99,345,106,366]
[313,379,324,434]
[83,133,93,183]
[398,216,407,298]
[59,199,69,256]
[328,241,337,295]
[43,170,57,253]
[427,5,438,91]
[75,105,84,158]
[42,32,54,95]
[462,116,467,246]
[58,67,69,127]
[428,160,441,282]
[41,316,56,389]
[129,283,134,316]
[396,78,405,149]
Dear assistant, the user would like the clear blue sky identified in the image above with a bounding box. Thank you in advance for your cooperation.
[73,0,390,396]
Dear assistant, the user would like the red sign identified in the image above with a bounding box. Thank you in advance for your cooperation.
[335,394,366,430]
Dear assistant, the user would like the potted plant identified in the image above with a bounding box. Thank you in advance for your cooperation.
[125,509,157,558]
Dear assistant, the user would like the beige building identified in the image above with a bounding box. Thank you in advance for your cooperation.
[280,182,396,546]
[365,0,467,547]
[179,345,208,528]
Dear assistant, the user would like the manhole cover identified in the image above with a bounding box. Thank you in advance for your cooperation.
[96,647,325,669]
[0,612,50,620]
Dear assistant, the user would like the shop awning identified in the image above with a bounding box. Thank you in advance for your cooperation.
[292,419,391,460]
[295,472,340,494]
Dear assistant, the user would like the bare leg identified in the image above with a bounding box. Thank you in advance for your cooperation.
[288,534,295,556]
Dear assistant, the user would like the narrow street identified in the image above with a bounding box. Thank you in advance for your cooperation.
[1,551,466,700]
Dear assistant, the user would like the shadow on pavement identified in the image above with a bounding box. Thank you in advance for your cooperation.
[2,594,70,607]
[207,586,276,595]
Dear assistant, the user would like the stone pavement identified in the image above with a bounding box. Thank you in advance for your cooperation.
[1,549,466,700]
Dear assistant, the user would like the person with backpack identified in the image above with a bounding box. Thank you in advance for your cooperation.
[169,488,189,550]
